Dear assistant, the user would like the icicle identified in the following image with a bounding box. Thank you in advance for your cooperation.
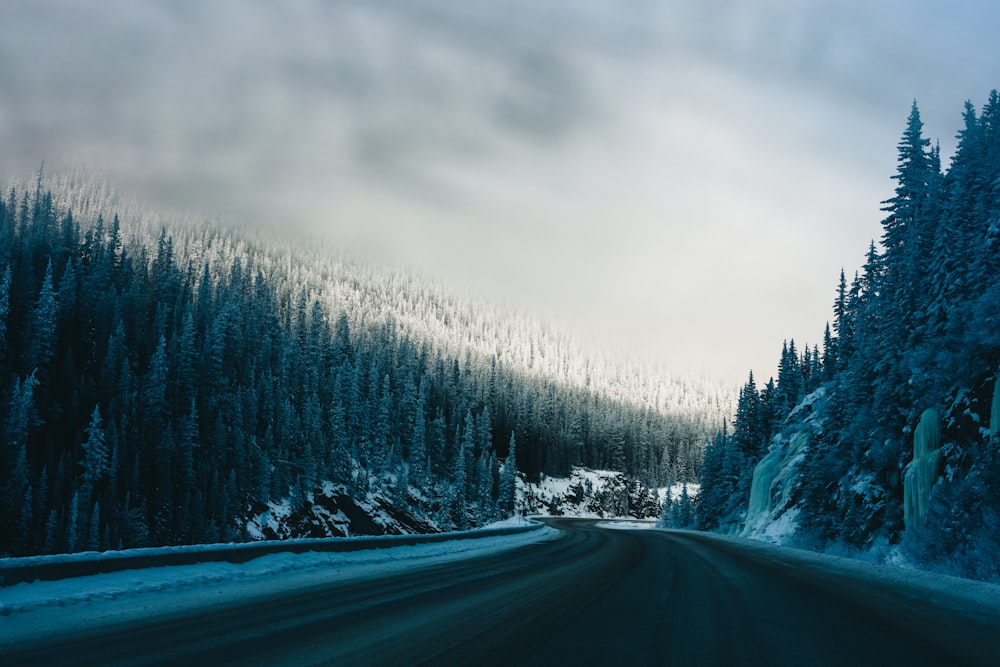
[903,408,942,530]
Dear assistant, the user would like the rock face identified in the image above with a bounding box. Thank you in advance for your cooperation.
[519,467,663,520]
[903,408,943,530]
[244,484,439,541]
[241,467,664,541]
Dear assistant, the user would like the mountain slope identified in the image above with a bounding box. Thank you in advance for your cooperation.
[0,175,730,556]
[697,90,1000,581]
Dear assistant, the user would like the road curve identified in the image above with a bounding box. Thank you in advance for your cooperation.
[3,519,999,666]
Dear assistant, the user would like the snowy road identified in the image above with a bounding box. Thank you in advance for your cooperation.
[3,519,1000,665]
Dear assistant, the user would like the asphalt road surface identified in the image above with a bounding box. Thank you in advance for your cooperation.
[4,519,999,666]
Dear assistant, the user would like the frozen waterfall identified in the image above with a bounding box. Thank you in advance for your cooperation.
[903,408,942,530]
[743,432,809,536]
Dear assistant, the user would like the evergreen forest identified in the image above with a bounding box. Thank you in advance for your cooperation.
[0,176,729,556]
[698,91,1000,580]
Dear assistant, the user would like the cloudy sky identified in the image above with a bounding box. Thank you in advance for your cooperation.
[2,1,998,384]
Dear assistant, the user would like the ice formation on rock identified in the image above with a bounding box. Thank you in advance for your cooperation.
[903,408,942,530]
[743,432,809,536]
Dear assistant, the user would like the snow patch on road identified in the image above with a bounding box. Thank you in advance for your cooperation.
[595,521,657,530]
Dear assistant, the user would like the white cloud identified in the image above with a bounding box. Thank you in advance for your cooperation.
[2,0,998,384]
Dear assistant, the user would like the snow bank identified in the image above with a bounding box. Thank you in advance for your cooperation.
[0,522,559,644]
[0,520,542,588]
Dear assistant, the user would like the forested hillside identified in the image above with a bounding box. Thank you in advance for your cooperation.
[0,176,730,556]
[698,91,1000,581]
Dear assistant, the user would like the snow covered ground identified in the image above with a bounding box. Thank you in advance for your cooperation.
[519,467,665,519]
[243,480,439,540]
[656,481,700,504]
[0,519,558,646]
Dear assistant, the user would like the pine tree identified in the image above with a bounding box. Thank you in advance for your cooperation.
[43,508,60,554]
[141,336,169,435]
[822,322,836,380]
[677,482,692,528]
[657,491,674,528]
[475,448,495,524]
[87,501,102,552]
[476,407,493,459]
[695,423,728,531]
[732,371,762,463]
[758,377,778,441]
[66,491,80,553]
[0,264,10,367]
[450,439,468,529]
[499,432,518,517]
[461,410,476,499]
[28,259,58,375]
[881,101,933,268]
[4,372,38,453]
[873,102,935,421]
[409,407,429,489]
[776,341,802,415]
[80,405,109,498]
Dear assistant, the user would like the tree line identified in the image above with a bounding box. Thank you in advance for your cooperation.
[697,91,1000,577]
[0,176,724,556]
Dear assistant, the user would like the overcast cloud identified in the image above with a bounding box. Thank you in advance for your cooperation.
[2,0,998,384]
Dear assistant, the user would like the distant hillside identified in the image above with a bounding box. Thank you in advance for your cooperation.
[0,174,731,556]
[697,91,1000,582]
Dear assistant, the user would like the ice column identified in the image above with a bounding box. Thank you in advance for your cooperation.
[743,432,808,535]
[903,408,942,530]
[745,449,782,532]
